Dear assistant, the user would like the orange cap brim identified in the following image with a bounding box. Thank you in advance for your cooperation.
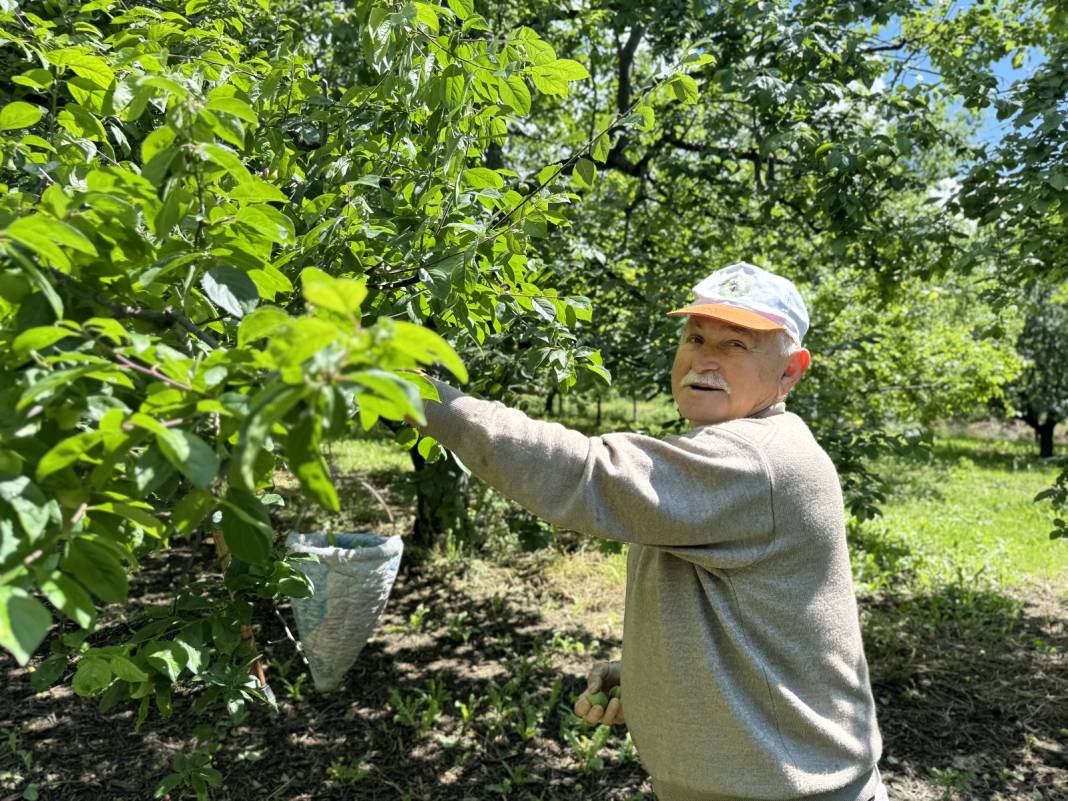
[667,303,785,332]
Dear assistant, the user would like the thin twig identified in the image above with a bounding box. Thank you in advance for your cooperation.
[357,477,397,536]
[110,351,194,392]
[272,606,310,668]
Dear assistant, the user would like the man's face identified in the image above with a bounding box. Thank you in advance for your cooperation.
[670,316,809,427]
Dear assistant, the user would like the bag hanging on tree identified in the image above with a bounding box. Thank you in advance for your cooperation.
[284,532,404,692]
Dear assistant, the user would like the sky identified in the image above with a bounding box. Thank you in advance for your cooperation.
[872,2,1045,148]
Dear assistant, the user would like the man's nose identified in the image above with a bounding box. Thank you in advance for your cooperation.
[691,347,721,371]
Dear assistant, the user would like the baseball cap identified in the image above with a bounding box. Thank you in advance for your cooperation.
[667,261,809,344]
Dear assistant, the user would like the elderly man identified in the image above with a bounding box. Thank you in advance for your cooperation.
[418,262,886,801]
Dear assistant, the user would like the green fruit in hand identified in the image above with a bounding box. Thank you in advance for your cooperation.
[609,686,622,700]
[587,691,608,708]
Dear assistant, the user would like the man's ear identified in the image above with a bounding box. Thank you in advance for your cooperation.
[780,349,811,393]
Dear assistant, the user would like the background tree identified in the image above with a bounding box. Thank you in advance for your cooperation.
[497,0,1026,517]
[1012,289,1068,458]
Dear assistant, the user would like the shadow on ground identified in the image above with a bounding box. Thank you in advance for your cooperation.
[2,533,1066,801]
[865,577,1067,799]
[0,544,647,801]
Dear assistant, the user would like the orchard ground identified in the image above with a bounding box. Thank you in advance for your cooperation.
[2,403,1067,801]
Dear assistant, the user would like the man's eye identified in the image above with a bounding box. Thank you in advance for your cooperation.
[729,340,748,349]
[687,335,703,344]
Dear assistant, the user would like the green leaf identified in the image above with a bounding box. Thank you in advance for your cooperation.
[7,248,63,317]
[514,26,556,65]
[7,215,97,260]
[63,538,128,603]
[30,654,67,691]
[57,105,107,141]
[0,474,55,540]
[171,490,216,537]
[301,267,367,315]
[498,75,531,115]
[13,325,80,355]
[71,654,113,695]
[413,2,439,31]
[235,205,295,244]
[229,178,288,203]
[201,266,260,318]
[220,488,274,564]
[0,586,52,666]
[5,221,67,270]
[286,412,339,512]
[536,164,561,185]
[17,365,112,411]
[635,103,655,131]
[550,59,590,80]
[91,501,165,538]
[110,654,148,682]
[682,52,716,71]
[447,0,473,20]
[417,434,439,460]
[154,428,220,490]
[39,572,97,629]
[64,53,115,89]
[12,69,53,91]
[264,317,338,368]
[390,322,468,382]
[234,382,307,490]
[143,640,184,681]
[237,305,289,348]
[671,74,700,105]
[462,167,505,190]
[199,142,253,184]
[572,157,596,191]
[592,133,612,164]
[141,126,176,164]
[530,59,589,95]
[0,101,43,131]
[205,96,257,123]
[349,369,425,423]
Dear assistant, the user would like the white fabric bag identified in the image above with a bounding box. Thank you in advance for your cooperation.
[284,532,403,692]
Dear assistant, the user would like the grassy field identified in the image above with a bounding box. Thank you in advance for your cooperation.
[856,430,1068,589]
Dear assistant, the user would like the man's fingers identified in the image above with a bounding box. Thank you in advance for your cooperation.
[574,697,592,718]
[582,702,605,725]
[603,697,625,725]
[575,692,605,724]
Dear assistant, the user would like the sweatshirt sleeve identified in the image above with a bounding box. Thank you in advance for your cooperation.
[421,381,774,550]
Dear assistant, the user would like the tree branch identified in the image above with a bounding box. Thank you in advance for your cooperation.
[860,38,914,55]
[50,269,220,348]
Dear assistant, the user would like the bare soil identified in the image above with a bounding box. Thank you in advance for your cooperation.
[2,542,1066,801]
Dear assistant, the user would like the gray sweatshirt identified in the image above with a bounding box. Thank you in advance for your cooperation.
[422,382,882,801]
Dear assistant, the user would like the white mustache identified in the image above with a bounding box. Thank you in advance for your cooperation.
[681,371,731,394]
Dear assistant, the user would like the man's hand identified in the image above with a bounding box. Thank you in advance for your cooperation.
[573,660,624,726]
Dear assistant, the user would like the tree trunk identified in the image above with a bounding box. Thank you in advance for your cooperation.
[596,395,602,429]
[409,448,470,551]
[1038,419,1056,458]
[545,389,556,415]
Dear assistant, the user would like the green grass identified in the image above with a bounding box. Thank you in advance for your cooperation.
[862,434,1068,587]
[328,436,413,474]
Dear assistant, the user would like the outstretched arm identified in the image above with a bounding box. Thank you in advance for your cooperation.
[419,381,773,549]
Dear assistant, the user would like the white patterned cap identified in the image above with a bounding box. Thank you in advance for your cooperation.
[667,261,809,345]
